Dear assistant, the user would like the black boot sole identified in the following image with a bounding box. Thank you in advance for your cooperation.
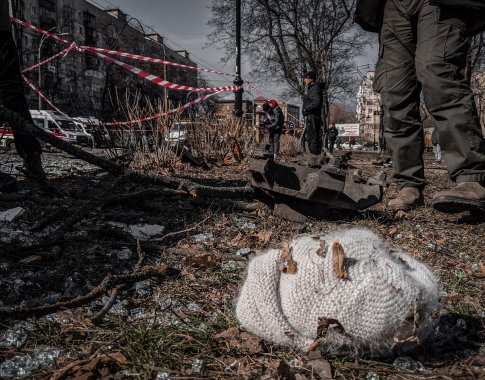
[432,196,485,215]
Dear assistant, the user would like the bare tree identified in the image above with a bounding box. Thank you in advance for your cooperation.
[208,0,370,104]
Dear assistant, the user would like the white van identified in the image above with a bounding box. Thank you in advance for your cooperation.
[73,117,112,148]
[30,110,80,144]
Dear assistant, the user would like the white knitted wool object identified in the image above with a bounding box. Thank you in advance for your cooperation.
[236,228,441,355]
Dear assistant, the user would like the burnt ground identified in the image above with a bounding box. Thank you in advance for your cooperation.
[0,146,484,380]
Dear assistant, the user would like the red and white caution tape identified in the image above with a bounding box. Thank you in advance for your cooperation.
[84,48,239,93]
[22,42,76,73]
[100,91,223,126]
[21,75,68,116]
[12,17,243,93]
[245,81,268,100]
[10,17,72,45]
[84,47,235,78]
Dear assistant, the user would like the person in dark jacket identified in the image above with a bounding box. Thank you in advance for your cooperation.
[302,71,324,155]
[262,100,284,160]
[0,0,46,192]
[327,123,339,153]
[355,0,485,215]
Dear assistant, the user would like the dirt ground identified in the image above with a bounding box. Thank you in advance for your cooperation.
[0,146,484,380]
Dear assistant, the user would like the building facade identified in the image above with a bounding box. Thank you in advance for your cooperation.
[356,70,381,143]
[12,0,198,119]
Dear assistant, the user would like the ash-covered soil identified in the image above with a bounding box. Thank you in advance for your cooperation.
[0,147,483,379]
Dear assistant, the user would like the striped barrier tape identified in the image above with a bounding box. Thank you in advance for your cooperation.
[12,17,284,126]
[11,17,72,45]
[99,91,223,126]
[22,42,77,73]
[12,17,247,94]
[22,73,224,127]
[21,75,68,116]
[83,47,240,93]
[84,47,236,78]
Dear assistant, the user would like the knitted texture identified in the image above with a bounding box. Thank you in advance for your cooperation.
[236,228,441,356]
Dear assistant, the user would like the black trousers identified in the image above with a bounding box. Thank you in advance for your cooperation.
[306,115,322,155]
[0,31,41,156]
[374,0,485,187]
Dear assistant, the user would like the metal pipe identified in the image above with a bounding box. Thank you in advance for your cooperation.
[233,0,244,118]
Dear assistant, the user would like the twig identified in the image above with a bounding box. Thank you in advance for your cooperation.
[89,285,124,324]
[0,265,179,320]
[154,215,212,242]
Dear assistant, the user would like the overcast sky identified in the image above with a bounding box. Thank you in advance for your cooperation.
[88,0,378,104]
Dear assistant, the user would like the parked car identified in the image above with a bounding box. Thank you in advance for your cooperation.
[75,117,112,148]
[341,141,364,150]
[0,124,15,149]
[72,119,95,147]
[362,141,379,151]
[30,110,79,144]
[166,122,201,145]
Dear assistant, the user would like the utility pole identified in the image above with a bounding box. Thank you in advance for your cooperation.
[233,0,244,118]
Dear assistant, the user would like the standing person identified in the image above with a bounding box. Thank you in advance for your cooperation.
[262,100,284,161]
[355,0,485,214]
[0,0,46,191]
[431,128,441,164]
[302,71,324,155]
[328,123,339,153]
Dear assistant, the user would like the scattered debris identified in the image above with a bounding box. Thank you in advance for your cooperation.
[236,247,251,257]
[128,224,165,241]
[392,356,425,372]
[222,260,238,271]
[0,207,25,223]
[0,347,60,379]
[0,321,34,349]
[224,360,239,374]
[193,232,213,242]
[191,358,204,374]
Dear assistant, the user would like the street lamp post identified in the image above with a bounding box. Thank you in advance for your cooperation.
[37,29,69,110]
[159,41,168,110]
[233,0,244,118]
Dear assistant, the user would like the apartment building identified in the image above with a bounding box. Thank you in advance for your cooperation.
[356,70,381,142]
[12,0,198,119]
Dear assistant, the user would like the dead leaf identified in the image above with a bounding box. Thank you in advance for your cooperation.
[316,241,326,257]
[213,327,262,354]
[277,242,297,274]
[388,227,398,237]
[316,317,345,338]
[182,253,219,268]
[444,293,461,305]
[436,238,446,245]
[256,230,273,244]
[479,260,485,276]
[181,268,197,281]
[332,242,347,279]
[308,351,333,379]
[307,339,320,352]
[51,353,128,380]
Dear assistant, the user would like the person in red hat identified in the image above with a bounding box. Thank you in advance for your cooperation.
[262,100,285,161]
